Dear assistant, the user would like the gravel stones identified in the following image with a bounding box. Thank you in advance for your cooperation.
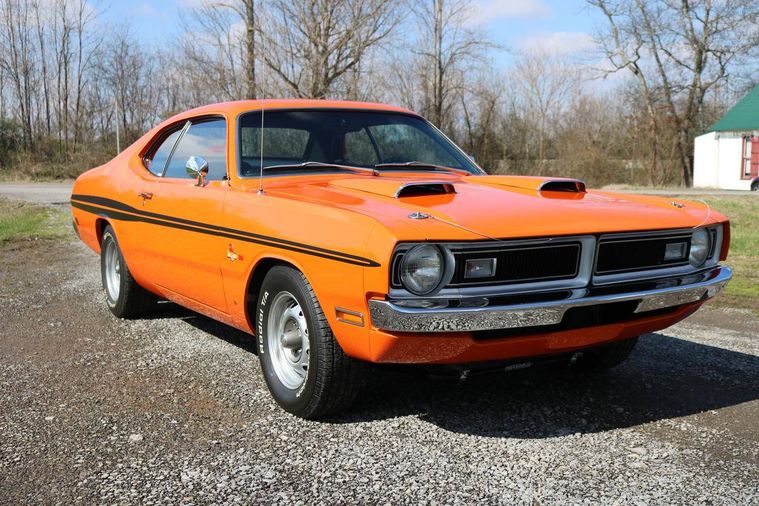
[1,239,757,504]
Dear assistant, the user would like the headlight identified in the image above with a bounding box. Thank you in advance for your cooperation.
[400,244,445,295]
[689,228,711,267]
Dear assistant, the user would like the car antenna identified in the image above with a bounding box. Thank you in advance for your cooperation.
[258,103,265,195]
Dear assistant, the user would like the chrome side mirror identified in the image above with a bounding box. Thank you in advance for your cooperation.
[186,156,209,186]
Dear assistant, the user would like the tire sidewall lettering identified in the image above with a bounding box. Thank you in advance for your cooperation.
[257,271,318,413]
[257,290,269,355]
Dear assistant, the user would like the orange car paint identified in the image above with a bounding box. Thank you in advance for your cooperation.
[71,99,730,364]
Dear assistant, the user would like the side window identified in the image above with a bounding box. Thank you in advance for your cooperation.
[164,119,227,180]
[145,128,183,176]
[343,128,379,166]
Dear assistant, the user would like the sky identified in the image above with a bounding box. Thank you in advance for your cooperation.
[100,0,601,68]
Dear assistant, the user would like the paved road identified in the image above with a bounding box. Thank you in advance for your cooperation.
[1,236,757,504]
[0,182,73,205]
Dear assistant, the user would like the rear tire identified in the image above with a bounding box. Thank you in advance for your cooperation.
[100,225,157,318]
[568,337,639,374]
[256,266,363,419]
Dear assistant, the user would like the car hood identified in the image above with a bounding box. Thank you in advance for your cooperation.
[264,174,724,241]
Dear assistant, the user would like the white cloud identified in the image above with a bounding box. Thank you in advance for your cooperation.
[519,31,596,56]
[470,0,553,24]
[134,1,158,17]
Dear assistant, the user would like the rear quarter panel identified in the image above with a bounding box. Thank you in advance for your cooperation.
[71,141,161,293]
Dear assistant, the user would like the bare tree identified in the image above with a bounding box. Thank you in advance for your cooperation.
[0,64,5,118]
[509,50,579,167]
[589,0,759,186]
[181,0,257,100]
[96,27,164,144]
[460,72,504,170]
[405,0,490,129]
[70,0,99,145]
[259,0,401,98]
[33,0,52,136]
[52,0,73,148]
[0,0,37,146]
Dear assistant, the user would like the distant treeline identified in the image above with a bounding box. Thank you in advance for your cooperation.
[0,0,757,185]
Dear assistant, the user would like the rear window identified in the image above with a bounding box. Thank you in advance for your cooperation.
[144,127,184,176]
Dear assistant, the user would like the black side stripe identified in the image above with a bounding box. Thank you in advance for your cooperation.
[71,195,380,268]
[71,194,374,263]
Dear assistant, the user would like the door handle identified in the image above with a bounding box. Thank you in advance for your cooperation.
[139,192,153,200]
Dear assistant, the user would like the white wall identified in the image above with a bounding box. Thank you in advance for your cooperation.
[693,132,752,190]
[694,132,718,188]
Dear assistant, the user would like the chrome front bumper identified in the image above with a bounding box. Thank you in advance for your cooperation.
[368,266,732,333]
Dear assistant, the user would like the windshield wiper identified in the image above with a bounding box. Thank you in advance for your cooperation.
[263,161,379,176]
[374,161,472,176]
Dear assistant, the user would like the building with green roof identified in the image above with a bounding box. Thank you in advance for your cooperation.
[694,84,759,190]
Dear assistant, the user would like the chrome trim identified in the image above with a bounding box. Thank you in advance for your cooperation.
[185,155,209,186]
[368,266,732,333]
[335,307,365,327]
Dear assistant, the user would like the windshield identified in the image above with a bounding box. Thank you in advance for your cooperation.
[237,110,482,177]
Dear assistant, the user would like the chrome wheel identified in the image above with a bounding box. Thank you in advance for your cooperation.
[103,237,121,302]
[266,291,310,390]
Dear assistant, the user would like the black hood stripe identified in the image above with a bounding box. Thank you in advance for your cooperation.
[70,194,380,268]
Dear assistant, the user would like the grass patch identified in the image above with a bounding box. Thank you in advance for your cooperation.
[0,199,69,242]
[670,195,759,314]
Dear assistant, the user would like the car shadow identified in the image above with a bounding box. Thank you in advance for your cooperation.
[147,301,258,354]
[336,334,759,438]
[149,302,759,438]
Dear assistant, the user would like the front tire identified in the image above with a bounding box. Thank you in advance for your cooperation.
[100,226,156,318]
[568,336,639,374]
[257,266,363,419]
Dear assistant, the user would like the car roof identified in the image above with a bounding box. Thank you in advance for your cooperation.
[167,99,418,123]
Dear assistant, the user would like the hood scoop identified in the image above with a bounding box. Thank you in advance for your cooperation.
[467,175,586,193]
[394,181,456,198]
[539,179,586,193]
[329,178,456,199]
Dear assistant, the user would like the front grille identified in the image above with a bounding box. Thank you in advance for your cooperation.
[448,242,581,287]
[391,241,582,290]
[595,233,692,275]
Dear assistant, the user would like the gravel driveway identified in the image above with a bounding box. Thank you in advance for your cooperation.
[1,236,757,504]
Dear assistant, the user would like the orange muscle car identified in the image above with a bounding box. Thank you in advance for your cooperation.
[71,100,732,418]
